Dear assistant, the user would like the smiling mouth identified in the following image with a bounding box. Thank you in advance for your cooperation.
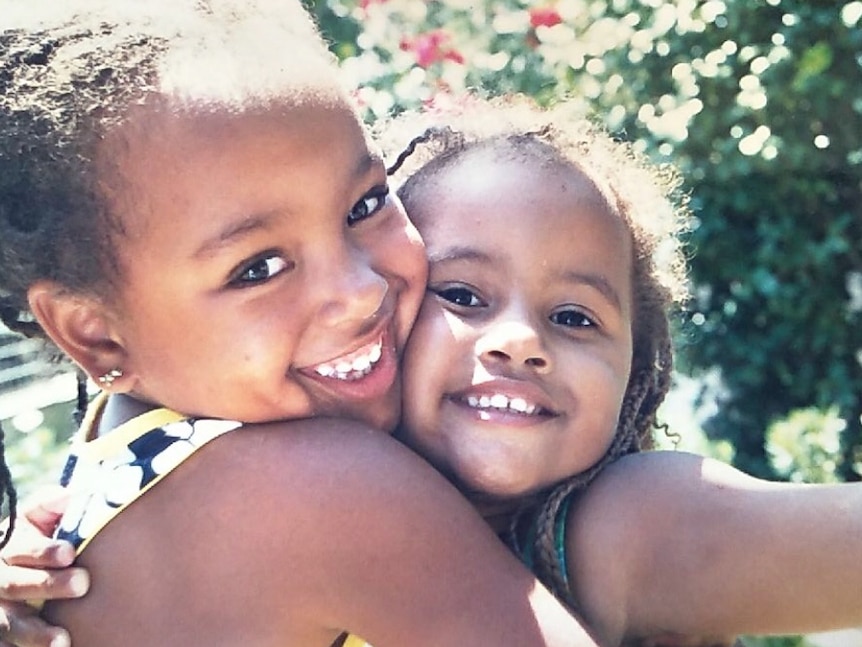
[310,338,383,381]
[460,393,550,416]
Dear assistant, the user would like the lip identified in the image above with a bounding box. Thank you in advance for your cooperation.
[297,325,399,403]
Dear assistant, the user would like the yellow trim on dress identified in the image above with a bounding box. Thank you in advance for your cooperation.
[59,394,240,555]
[71,392,187,459]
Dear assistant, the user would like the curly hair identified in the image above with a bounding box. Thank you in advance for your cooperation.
[382,95,691,607]
[0,0,336,547]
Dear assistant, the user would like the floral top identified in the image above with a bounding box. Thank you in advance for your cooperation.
[56,395,241,553]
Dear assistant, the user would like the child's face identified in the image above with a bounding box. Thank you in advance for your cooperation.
[100,96,427,431]
[399,149,634,498]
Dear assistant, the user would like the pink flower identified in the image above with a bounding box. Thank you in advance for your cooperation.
[358,0,388,9]
[529,6,563,28]
[400,29,464,68]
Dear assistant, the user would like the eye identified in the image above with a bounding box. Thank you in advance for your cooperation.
[347,186,390,226]
[229,252,292,287]
[550,307,595,329]
[432,284,485,308]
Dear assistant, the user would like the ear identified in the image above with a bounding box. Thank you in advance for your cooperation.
[27,280,129,388]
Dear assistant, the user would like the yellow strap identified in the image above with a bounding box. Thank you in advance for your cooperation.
[342,635,372,647]
[71,393,187,461]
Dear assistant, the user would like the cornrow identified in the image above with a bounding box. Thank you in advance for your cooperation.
[385,95,689,609]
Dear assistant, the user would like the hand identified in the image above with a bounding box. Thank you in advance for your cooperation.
[0,486,89,647]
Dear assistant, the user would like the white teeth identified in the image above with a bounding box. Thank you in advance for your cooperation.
[463,393,538,415]
[368,343,381,363]
[313,340,383,381]
[352,355,371,372]
[490,394,508,408]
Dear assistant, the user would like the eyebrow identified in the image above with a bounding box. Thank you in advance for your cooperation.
[192,211,279,260]
[427,246,492,266]
[192,151,382,259]
[558,270,624,312]
[429,246,624,312]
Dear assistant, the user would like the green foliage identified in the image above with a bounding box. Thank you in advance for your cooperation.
[766,407,847,483]
[309,0,862,484]
[2,398,75,499]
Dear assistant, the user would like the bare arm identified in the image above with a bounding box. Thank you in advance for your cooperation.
[44,418,601,647]
[568,450,862,645]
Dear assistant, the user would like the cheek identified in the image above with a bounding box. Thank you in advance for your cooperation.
[389,215,428,283]
[402,303,456,403]
[403,304,437,381]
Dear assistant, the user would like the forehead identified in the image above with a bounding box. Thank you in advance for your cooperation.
[412,148,633,292]
[417,146,626,240]
[96,90,370,235]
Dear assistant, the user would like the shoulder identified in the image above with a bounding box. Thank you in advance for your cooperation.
[150,416,454,556]
[54,417,462,645]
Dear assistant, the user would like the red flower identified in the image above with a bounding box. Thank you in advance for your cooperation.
[529,6,563,28]
[400,29,464,68]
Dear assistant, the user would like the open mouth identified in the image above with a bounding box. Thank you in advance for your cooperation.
[310,337,383,381]
[459,393,550,416]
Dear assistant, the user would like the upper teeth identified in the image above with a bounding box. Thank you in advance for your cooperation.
[465,394,538,415]
[314,341,382,381]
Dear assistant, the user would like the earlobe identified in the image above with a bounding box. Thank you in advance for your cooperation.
[27,281,128,388]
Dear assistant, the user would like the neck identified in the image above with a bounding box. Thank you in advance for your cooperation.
[97,393,160,437]
[467,490,544,534]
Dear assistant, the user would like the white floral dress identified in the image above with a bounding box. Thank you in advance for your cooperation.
[57,395,241,553]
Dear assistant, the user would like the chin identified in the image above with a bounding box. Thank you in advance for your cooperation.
[459,473,537,500]
[358,397,402,434]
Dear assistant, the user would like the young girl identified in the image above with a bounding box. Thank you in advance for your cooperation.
[382,97,862,646]
[0,2,599,646]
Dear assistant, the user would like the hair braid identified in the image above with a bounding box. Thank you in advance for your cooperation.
[0,422,18,550]
[387,127,455,176]
[73,368,90,427]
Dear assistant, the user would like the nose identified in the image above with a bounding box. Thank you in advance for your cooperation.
[315,245,388,328]
[475,316,552,374]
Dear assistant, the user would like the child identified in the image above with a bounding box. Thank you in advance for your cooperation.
[381,97,862,646]
[0,2,600,646]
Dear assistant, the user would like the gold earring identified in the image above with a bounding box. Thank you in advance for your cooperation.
[97,368,123,386]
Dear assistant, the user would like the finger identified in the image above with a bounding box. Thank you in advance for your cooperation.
[0,565,88,601]
[0,604,71,647]
[20,488,70,537]
[1,528,75,570]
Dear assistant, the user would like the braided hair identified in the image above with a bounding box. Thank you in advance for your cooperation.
[0,0,337,546]
[384,95,690,608]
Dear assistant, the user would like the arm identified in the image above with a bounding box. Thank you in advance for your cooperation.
[45,418,603,647]
[567,450,862,644]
